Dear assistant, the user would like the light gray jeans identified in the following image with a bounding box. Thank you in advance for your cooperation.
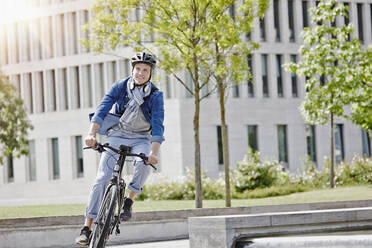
[85,136,151,219]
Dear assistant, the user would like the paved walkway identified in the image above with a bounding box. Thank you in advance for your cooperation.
[109,239,189,248]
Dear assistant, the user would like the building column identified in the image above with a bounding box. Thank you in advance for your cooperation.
[283,53,291,98]
[253,53,262,99]
[67,66,80,109]
[55,68,68,111]
[280,0,289,43]
[363,3,371,44]
[44,70,56,112]
[268,53,277,99]
[18,21,30,62]
[31,71,44,113]
[21,73,33,113]
[53,14,64,57]
[35,138,49,182]
[6,23,17,64]
[30,19,41,60]
[41,16,53,59]
[294,0,303,44]
[266,0,275,43]
[348,1,358,40]
[0,24,8,65]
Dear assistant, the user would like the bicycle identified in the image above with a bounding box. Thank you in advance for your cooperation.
[84,142,156,248]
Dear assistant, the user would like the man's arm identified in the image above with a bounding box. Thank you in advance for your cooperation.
[148,142,161,165]
[85,122,100,147]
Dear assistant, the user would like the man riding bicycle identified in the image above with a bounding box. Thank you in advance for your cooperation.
[75,52,165,246]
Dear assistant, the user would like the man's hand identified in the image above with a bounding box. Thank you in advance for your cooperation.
[147,154,158,165]
[85,134,97,148]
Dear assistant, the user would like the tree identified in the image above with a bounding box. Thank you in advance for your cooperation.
[84,0,268,207]
[202,1,268,207]
[0,72,32,164]
[284,0,371,188]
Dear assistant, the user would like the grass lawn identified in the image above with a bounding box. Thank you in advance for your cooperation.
[0,185,371,219]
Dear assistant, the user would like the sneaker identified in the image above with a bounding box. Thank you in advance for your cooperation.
[120,197,133,221]
[75,226,92,246]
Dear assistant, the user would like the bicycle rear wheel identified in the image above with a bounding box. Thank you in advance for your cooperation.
[89,185,117,248]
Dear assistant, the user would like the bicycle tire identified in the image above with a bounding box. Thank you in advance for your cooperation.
[89,185,117,248]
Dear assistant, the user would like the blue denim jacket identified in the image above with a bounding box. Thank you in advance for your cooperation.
[90,77,165,144]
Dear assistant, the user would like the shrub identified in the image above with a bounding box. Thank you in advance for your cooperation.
[234,149,285,192]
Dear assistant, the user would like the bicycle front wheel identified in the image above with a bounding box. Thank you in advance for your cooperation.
[89,185,117,248]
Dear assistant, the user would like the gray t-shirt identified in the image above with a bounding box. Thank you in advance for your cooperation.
[107,109,151,139]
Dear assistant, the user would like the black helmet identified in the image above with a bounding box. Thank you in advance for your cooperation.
[131,52,156,68]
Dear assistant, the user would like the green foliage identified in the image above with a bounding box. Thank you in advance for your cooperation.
[335,155,372,186]
[137,168,224,201]
[234,149,284,192]
[0,72,32,164]
[136,152,371,201]
[284,0,372,132]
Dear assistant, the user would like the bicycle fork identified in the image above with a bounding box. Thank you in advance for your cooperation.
[112,178,126,236]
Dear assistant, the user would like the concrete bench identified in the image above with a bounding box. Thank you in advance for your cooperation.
[188,207,372,248]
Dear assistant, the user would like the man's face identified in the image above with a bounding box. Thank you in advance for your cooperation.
[132,63,152,85]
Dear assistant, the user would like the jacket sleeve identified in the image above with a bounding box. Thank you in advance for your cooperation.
[150,91,165,144]
[91,82,122,125]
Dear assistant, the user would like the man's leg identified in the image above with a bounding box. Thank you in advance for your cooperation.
[76,137,122,245]
[121,139,151,221]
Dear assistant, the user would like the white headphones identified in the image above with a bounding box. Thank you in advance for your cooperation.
[130,79,151,93]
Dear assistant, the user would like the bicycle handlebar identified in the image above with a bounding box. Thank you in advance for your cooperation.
[84,143,157,170]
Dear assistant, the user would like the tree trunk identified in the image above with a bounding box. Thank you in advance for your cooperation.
[193,91,202,208]
[217,78,231,207]
[330,113,335,188]
[192,54,203,208]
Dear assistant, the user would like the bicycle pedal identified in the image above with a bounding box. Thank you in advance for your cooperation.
[115,226,121,235]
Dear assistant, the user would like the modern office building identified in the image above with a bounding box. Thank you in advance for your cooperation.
[0,0,371,205]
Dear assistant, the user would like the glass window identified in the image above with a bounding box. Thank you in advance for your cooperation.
[302,1,309,28]
[247,125,258,152]
[229,4,235,20]
[344,3,350,41]
[62,68,68,110]
[277,125,288,164]
[232,85,239,98]
[306,125,317,162]
[39,71,45,112]
[261,54,269,97]
[27,140,37,181]
[357,3,364,44]
[276,55,283,97]
[52,138,60,179]
[217,126,223,165]
[370,5,372,37]
[334,124,344,164]
[7,154,14,183]
[273,0,280,42]
[288,0,295,42]
[362,129,371,157]
[259,17,266,41]
[320,75,325,86]
[247,54,254,97]
[290,55,298,97]
[76,136,84,178]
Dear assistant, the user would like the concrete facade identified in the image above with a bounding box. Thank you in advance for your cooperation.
[0,0,371,205]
